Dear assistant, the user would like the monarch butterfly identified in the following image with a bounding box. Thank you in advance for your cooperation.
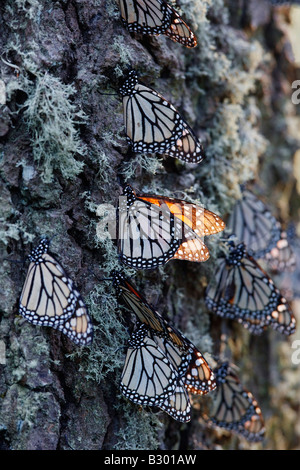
[202,362,265,442]
[113,271,217,395]
[19,238,93,346]
[119,70,204,163]
[226,188,281,259]
[264,230,296,273]
[117,185,225,269]
[121,324,191,422]
[118,0,197,48]
[205,241,296,335]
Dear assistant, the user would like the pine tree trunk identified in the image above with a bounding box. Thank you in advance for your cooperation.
[0,0,299,450]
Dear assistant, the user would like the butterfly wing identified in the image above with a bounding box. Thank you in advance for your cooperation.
[158,382,192,422]
[152,320,217,396]
[227,189,281,259]
[117,193,182,269]
[183,346,217,395]
[113,271,169,335]
[119,71,204,163]
[19,239,83,326]
[138,194,225,262]
[113,270,192,350]
[166,124,205,163]
[171,238,210,262]
[264,231,296,273]
[121,188,226,264]
[55,297,93,346]
[205,243,296,335]
[118,185,213,268]
[139,195,225,236]
[120,325,178,406]
[119,0,197,48]
[154,330,217,395]
[203,362,265,442]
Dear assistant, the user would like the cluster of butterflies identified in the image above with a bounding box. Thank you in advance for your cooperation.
[18,182,295,440]
[17,0,297,445]
[18,237,266,439]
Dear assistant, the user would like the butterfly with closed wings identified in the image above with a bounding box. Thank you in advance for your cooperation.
[205,241,296,335]
[121,323,192,422]
[226,187,296,273]
[117,184,225,269]
[226,188,282,260]
[202,362,265,442]
[118,0,197,48]
[119,70,204,163]
[19,238,93,346]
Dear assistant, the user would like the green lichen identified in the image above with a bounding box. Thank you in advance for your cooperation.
[71,281,128,383]
[113,402,162,450]
[0,384,60,450]
[94,151,116,184]
[178,0,212,33]
[0,222,33,246]
[120,153,165,182]
[22,73,87,183]
[2,37,39,99]
[0,186,35,245]
[3,27,88,185]
[4,0,42,30]
[112,36,135,68]
[15,0,42,21]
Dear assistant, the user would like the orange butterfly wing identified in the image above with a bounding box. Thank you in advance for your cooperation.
[138,195,225,237]
[138,195,225,262]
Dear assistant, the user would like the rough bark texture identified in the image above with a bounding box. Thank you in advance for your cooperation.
[0,0,299,450]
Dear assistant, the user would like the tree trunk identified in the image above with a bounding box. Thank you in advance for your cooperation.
[0,0,299,450]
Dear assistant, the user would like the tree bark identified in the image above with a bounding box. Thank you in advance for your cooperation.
[0,0,299,450]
